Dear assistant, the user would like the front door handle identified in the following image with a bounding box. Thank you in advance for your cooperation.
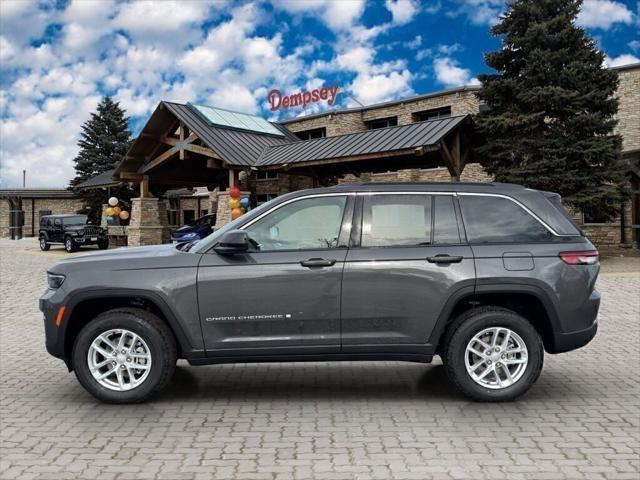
[300,258,336,268]
[427,255,464,264]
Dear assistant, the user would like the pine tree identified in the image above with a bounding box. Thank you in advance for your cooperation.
[70,96,133,222]
[475,0,627,220]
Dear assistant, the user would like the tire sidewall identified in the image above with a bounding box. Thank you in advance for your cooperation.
[446,311,543,401]
[72,313,168,403]
[39,235,49,251]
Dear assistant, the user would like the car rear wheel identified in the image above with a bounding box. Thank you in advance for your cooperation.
[39,235,50,251]
[72,308,177,403]
[64,236,78,253]
[442,307,543,402]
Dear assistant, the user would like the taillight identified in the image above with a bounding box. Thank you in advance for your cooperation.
[559,250,599,265]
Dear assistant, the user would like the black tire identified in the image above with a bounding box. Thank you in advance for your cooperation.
[442,307,543,402]
[39,235,50,251]
[97,239,109,250]
[72,308,177,404]
[64,236,78,253]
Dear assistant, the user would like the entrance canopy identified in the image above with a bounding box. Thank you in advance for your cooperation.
[115,100,473,196]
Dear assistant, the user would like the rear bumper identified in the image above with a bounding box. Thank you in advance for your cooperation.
[549,289,600,353]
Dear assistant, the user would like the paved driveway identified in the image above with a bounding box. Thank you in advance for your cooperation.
[1,238,639,480]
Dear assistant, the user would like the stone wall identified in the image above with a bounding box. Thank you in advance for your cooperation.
[284,88,481,137]
[0,197,83,238]
[614,65,640,154]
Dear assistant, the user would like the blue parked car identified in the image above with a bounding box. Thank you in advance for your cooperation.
[170,214,216,243]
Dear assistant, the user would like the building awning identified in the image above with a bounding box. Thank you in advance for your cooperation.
[257,115,469,168]
[75,169,120,189]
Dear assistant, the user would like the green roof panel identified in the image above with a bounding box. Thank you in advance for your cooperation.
[188,103,284,137]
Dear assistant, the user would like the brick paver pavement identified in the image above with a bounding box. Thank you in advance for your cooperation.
[1,238,639,480]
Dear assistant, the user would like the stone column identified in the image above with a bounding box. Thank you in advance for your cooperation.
[214,189,251,230]
[100,204,109,228]
[127,197,171,246]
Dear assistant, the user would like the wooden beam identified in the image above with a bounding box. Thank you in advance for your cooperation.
[140,175,149,198]
[141,146,179,173]
[119,171,143,181]
[229,170,239,189]
[439,139,459,180]
[183,143,222,159]
[179,124,186,160]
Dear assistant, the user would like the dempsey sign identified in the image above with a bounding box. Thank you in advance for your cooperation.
[268,86,340,111]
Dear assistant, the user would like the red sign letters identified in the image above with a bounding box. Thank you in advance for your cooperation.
[268,86,340,111]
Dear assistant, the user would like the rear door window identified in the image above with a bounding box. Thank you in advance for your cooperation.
[433,195,461,244]
[459,195,552,243]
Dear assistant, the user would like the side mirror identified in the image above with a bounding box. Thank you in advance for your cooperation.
[213,229,250,255]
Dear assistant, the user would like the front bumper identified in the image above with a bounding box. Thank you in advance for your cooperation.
[39,289,67,361]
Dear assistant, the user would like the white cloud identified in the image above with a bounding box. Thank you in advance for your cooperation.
[385,0,419,25]
[629,40,640,52]
[577,1,634,30]
[449,0,505,26]
[433,57,479,87]
[604,53,640,67]
[275,0,365,31]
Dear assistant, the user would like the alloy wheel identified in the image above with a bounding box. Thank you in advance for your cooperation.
[87,329,152,391]
[464,327,528,389]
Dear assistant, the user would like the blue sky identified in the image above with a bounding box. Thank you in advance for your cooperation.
[1,0,638,188]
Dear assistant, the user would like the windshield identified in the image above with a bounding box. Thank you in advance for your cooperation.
[62,215,88,226]
[190,198,280,252]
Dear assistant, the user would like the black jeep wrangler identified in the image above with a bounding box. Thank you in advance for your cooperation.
[39,214,109,253]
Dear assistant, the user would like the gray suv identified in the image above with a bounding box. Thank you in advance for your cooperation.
[40,183,600,403]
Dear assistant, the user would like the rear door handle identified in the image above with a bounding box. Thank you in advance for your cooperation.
[427,255,464,264]
[300,258,336,268]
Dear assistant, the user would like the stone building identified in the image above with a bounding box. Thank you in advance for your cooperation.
[0,189,83,238]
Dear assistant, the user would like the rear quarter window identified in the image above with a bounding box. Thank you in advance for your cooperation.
[459,195,552,243]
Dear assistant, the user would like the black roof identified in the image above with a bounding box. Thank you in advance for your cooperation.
[257,115,469,167]
[75,169,119,189]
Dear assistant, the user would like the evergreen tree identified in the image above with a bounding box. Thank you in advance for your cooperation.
[475,0,627,220]
[70,96,133,222]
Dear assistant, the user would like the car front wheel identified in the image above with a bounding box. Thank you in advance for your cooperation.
[72,308,177,403]
[442,307,543,402]
[97,239,109,250]
[64,236,77,253]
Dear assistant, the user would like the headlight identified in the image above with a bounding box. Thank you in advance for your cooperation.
[47,273,65,289]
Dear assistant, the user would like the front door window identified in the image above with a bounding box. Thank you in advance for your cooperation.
[245,196,347,251]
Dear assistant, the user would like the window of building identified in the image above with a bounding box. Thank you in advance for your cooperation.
[256,193,278,205]
[366,116,398,130]
[256,171,279,181]
[582,208,610,224]
[362,194,432,247]
[433,196,461,244]
[246,195,347,251]
[295,127,326,140]
[413,106,452,122]
[183,209,196,225]
[458,195,552,243]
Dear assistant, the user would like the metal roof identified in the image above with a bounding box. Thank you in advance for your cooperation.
[162,102,299,167]
[257,115,469,167]
[0,189,76,198]
[75,169,120,189]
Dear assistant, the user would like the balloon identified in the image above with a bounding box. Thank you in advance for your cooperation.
[105,207,115,217]
[229,187,241,199]
[228,198,241,209]
[240,197,250,207]
[231,207,243,220]
[241,207,247,214]
[113,206,122,215]
[108,197,118,207]
[119,210,129,220]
